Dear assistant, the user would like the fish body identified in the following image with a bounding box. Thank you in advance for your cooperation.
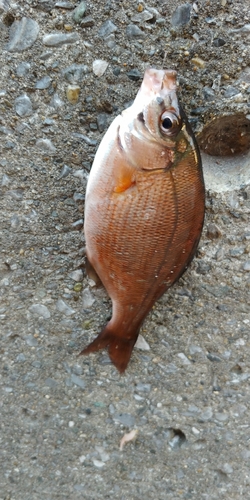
[81,68,205,372]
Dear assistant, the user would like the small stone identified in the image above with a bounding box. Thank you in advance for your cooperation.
[113,413,135,427]
[69,421,75,427]
[223,86,240,98]
[74,283,83,292]
[72,219,84,230]
[36,138,56,153]
[55,1,74,7]
[72,1,86,23]
[79,455,86,463]
[127,69,141,81]
[96,113,107,133]
[92,459,105,468]
[45,377,58,388]
[242,261,250,271]
[71,374,85,389]
[56,299,75,316]
[16,62,31,77]
[0,0,9,12]
[199,407,213,421]
[203,86,215,101]
[16,353,26,362]
[70,270,83,281]
[213,38,226,47]
[215,248,224,261]
[35,76,52,89]
[177,353,191,365]
[229,247,244,257]
[171,4,191,27]
[196,261,211,275]
[58,164,72,179]
[82,287,95,308]
[66,84,80,104]
[98,20,117,38]
[191,57,206,69]
[25,335,38,347]
[6,17,39,52]
[62,64,89,84]
[131,10,154,22]
[126,24,145,39]
[29,304,51,319]
[50,93,64,109]
[206,223,221,239]
[80,16,94,28]
[134,334,150,351]
[15,94,32,117]
[93,60,108,77]
[135,383,151,392]
[43,33,79,46]
[1,173,10,186]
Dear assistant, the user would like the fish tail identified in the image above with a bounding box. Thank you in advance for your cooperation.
[79,324,138,373]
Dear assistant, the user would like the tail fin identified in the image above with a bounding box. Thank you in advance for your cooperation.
[79,324,138,373]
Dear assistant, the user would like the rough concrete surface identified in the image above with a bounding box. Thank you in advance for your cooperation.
[0,0,250,498]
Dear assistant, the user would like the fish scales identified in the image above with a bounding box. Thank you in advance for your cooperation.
[80,68,205,372]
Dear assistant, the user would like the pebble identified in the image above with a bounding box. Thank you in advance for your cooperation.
[191,57,206,69]
[196,261,211,274]
[45,377,58,388]
[171,4,191,27]
[213,38,226,47]
[72,219,84,230]
[126,24,145,39]
[69,270,83,282]
[42,33,79,46]
[15,94,33,117]
[66,84,80,104]
[29,303,51,319]
[16,62,31,77]
[134,334,150,351]
[242,261,250,271]
[62,64,89,84]
[55,1,74,7]
[35,76,52,89]
[36,138,56,153]
[177,353,191,365]
[206,223,221,239]
[6,17,39,52]
[71,374,85,389]
[0,0,9,12]
[25,335,38,347]
[50,93,64,109]
[199,407,213,421]
[131,10,154,23]
[93,60,109,77]
[81,16,94,28]
[127,69,141,81]
[224,86,240,98]
[72,1,86,23]
[82,287,95,308]
[113,413,135,427]
[58,164,72,179]
[92,459,105,468]
[96,113,107,133]
[56,298,75,316]
[98,20,117,38]
[135,383,151,392]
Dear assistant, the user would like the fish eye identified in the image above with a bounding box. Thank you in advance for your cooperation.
[160,111,181,136]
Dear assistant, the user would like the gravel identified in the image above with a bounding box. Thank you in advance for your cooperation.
[0,0,250,498]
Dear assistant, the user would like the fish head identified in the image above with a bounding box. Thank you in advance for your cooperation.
[132,68,183,143]
[120,68,198,171]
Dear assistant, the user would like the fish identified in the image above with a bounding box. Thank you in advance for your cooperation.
[80,68,205,373]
